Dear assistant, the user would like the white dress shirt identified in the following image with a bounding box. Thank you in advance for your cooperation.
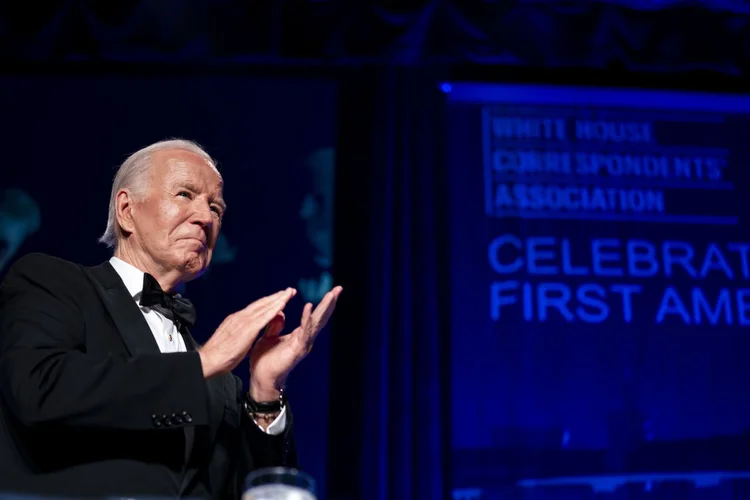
[109,257,287,440]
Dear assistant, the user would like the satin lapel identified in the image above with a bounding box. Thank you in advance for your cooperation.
[83,261,161,356]
[180,327,200,351]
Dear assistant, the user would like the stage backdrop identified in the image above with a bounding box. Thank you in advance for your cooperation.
[0,74,336,498]
[446,83,750,499]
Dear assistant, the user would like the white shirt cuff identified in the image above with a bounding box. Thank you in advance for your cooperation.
[255,406,287,435]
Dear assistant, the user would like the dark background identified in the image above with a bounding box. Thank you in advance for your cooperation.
[5,2,750,499]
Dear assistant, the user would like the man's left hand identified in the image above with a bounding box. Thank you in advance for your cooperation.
[249,286,343,401]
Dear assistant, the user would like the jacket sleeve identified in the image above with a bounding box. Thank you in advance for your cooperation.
[0,254,210,430]
[223,375,298,499]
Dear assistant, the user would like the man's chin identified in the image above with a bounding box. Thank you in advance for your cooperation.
[178,254,210,282]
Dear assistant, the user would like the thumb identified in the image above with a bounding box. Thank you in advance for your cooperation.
[264,311,286,339]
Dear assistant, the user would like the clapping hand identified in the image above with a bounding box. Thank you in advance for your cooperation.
[197,288,297,379]
[249,286,343,401]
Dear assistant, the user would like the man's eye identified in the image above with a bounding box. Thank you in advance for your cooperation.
[177,191,192,198]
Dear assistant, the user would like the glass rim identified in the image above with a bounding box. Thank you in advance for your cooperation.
[245,466,315,487]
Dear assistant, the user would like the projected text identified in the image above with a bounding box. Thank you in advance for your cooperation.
[488,234,750,325]
[483,110,735,225]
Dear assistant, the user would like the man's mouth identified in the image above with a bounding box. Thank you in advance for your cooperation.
[185,236,206,245]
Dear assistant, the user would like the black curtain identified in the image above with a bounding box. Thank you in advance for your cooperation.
[327,68,452,500]
[4,2,750,75]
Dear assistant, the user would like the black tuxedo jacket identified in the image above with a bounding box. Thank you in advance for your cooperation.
[0,253,297,499]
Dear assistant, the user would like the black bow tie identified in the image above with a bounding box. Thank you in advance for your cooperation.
[139,273,196,330]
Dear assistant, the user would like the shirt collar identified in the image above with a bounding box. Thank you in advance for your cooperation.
[109,256,146,301]
[109,256,185,303]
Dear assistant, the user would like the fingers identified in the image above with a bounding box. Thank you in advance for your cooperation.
[229,289,296,345]
[243,285,342,353]
[260,288,296,313]
[262,288,296,319]
[241,289,287,313]
[248,288,296,320]
[311,287,341,326]
[297,286,342,346]
[252,304,291,337]
[301,302,313,329]
[297,302,314,348]
[263,311,286,339]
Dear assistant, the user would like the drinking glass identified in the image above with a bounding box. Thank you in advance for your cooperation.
[243,467,316,500]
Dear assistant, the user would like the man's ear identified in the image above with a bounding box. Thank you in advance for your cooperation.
[115,189,136,236]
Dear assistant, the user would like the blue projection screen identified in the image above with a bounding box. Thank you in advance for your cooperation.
[445,83,750,499]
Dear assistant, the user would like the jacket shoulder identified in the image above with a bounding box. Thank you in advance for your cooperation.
[5,252,84,280]
[1,253,89,300]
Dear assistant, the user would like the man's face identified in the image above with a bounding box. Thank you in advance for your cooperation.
[128,149,225,282]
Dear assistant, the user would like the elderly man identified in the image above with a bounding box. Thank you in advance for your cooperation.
[0,139,341,498]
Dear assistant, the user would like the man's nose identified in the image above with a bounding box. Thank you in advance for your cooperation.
[192,202,213,226]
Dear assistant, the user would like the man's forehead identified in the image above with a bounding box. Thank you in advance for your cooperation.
[156,150,222,185]
[156,149,213,169]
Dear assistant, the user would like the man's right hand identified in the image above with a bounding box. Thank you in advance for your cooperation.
[198,288,297,379]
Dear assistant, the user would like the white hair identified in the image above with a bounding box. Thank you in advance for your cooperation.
[98,139,220,249]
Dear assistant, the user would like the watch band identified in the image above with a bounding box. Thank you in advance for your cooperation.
[244,389,285,414]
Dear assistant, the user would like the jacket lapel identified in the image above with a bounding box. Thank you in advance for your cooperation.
[180,328,200,351]
[83,261,160,356]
